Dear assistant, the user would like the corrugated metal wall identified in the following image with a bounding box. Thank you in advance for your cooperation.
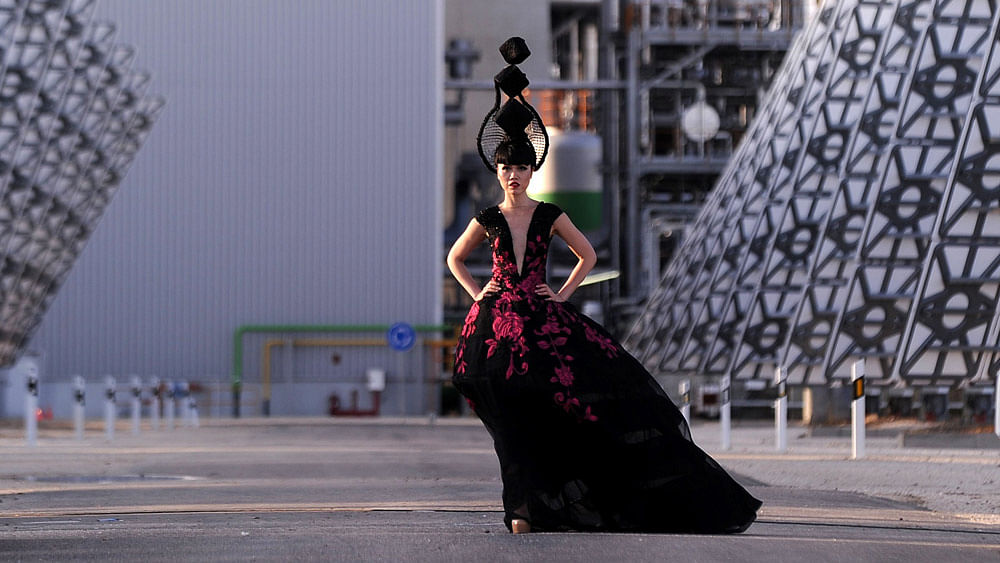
[28,1,444,395]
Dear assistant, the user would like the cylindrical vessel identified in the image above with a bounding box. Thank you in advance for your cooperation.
[530,128,604,231]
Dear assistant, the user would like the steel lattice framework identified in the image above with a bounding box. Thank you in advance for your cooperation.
[0,0,162,367]
[627,0,1000,388]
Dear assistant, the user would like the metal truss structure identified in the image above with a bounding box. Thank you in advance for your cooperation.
[0,0,162,367]
[628,0,1000,389]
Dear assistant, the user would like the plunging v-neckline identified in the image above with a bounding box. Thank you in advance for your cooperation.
[497,203,541,278]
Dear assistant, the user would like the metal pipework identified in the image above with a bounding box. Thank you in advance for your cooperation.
[261,338,385,417]
[232,324,451,417]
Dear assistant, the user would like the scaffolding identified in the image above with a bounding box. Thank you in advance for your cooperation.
[443,0,809,331]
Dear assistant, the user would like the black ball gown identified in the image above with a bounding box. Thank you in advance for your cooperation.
[452,202,762,533]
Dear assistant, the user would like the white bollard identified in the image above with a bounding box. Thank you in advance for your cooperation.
[179,381,191,427]
[149,378,161,431]
[851,360,866,460]
[104,376,116,442]
[720,375,732,451]
[130,376,142,435]
[165,381,175,431]
[774,366,787,453]
[24,367,39,448]
[72,375,86,440]
[679,380,691,424]
[995,376,999,438]
[189,395,200,428]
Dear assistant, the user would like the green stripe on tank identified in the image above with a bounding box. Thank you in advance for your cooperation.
[532,191,603,231]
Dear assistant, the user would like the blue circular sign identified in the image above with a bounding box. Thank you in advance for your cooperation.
[387,322,416,351]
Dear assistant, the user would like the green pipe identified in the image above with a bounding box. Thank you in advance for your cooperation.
[231,323,453,417]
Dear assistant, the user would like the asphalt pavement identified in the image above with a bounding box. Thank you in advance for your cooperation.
[0,417,997,562]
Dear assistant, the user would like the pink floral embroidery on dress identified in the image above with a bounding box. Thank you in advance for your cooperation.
[536,301,596,422]
[458,205,599,422]
[454,301,481,375]
[551,364,574,386]
[486,299,529,380]
[583,323,619,358]
[493,309,524,341]
[553,392,579,411]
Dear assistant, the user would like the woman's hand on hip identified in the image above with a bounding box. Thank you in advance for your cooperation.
[535,284,565,302]
[475,279,501,301]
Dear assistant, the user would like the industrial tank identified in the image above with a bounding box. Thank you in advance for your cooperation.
[530,128,603,231]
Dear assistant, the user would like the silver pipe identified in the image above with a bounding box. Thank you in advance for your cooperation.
[569,19,580,82]
[584,23,598,82]
[601,0,622,304]
[445,79,626,90]
[625,28,641,298]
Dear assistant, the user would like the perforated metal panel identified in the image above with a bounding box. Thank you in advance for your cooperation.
[628,0,1000,388]
[0,0,161,367]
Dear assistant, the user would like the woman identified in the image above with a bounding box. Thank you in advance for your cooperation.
[448,38,761,534]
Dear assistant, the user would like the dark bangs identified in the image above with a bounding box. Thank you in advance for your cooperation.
[494,139,536,168]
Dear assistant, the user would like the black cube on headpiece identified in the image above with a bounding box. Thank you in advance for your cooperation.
[476,37,549,172]
[494,66,529,99]
[499,37,531,64]
[495,99,533,133]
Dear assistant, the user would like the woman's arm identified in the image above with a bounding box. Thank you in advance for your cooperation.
[543,212,597,302]
[447,219,499,301]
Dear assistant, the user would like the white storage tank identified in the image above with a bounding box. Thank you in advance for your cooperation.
[530,128,603,231]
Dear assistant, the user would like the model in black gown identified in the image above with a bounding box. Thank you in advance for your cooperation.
[451,201,762,534]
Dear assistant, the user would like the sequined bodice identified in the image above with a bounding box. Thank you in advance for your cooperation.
[476,202,562,298]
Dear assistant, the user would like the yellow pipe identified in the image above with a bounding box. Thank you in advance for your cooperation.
[261,338,389,413]
[292,338,385,347]
[422,339,458,347]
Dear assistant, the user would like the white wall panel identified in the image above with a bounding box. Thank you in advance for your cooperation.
[28,1,444,392]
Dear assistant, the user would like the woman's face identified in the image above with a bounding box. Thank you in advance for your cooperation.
[497,163,533,196]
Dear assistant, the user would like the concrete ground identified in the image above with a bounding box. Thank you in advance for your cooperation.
[0,417,997,562]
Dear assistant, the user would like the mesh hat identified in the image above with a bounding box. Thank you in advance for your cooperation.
[476,37,549,172]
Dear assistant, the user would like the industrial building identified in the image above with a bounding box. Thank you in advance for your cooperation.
[1,0,445,419]
[10,1,987,425]
[0,0,812,421]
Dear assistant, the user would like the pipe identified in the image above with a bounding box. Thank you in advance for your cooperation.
[231,324,450,417]
[264,338,384,416]
[625,27,641,298]
[262,337,387,416]
[261,339,282,416]
[445,79,626,91]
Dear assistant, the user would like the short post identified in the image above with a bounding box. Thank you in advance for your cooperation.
[149,378,161,431]
[72,375,86,440]
[851,360,866,459]
[104,376,116,442]
[679,379,691,424]
[24,368,39,447]
[188,385,200,428]
[774,366,787,453]
[130,376,142,435]
[178,381,191,426]
[995,375,999,438]
[720,375,732,451]
[164,381,175,431]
